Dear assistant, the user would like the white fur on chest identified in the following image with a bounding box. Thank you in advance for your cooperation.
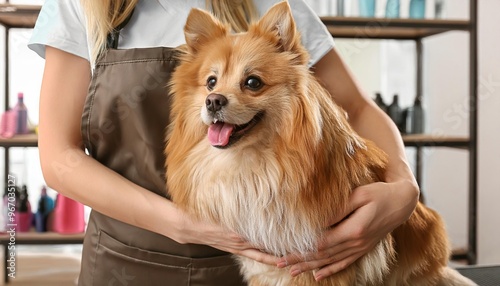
[185,142,320,257]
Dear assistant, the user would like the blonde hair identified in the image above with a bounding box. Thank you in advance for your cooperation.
[80,0,258,63]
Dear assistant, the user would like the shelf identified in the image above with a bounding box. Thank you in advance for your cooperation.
[0,231,84,244]
[402,134,470,148]
[321,17,471,39]
[0,4,41,29]
[0,133,37,147]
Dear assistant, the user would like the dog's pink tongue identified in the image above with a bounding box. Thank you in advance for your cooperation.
[208,122,234,146]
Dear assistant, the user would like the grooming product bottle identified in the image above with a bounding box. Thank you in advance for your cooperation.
[385,0,400,18]
[34,186,54,232]
[0,110,17,138]
[337,0,345,16]
[48,193,85,234]
[435,0,445,18]
[405,95,425,134]
[409,0,426,19]
[15,185,33,232]
[374,92,388,113]
[358,0,376,17]
[13,92,28,134]
[387,94,403,132]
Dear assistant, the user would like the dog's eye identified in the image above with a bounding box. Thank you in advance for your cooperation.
[244,76,263,91]
[207,76,217,91]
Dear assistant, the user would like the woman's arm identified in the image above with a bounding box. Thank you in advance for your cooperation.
[315,48,418,186]
[277,48,419,280]
[39,46,276,264]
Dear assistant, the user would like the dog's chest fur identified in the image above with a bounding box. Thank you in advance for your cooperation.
[184,143,320,257]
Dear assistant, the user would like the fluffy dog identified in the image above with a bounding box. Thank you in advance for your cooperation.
[165,2,475,285]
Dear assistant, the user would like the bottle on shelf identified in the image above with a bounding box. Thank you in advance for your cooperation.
[387,94,403,132]
[435,0,445,19]
[358,0,376,17]
[47,193,85,234]
[340,0,353,17]
[0,109,17,138]
[373,92,388,113]
[405,95,425,134]
[34,186,55,232]
[15,185,33,232]
[409,0,426,19]
[385,0,400,18]
[13,92,29,135]
[337,0,345,16]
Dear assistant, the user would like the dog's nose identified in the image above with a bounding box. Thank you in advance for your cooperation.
[205,93,228,112]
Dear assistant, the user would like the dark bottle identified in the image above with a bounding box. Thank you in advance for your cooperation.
[406,95,425,134]
[374,92,388,113]
[387,94,403,132]
[15,185,33,232]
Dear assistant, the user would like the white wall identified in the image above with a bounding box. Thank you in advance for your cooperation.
[336,0,500,264]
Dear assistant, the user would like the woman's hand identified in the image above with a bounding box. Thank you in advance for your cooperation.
[277,179,419,281]
[167,206,279,266]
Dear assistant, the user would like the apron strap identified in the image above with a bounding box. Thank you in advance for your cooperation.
[106,6,135,49]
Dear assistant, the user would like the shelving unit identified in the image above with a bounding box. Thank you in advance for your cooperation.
[0,133,37,148]
[0,3,41,185]
[0,231,85,245]
[320,0,478,265]
[1,3,85,284]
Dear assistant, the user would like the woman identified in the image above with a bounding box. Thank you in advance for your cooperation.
[29,0,418,284]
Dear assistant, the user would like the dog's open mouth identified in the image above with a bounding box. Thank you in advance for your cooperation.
[207,112,264,148]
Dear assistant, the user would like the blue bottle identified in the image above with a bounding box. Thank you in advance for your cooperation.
[359,0,376,17]
[385,0,400,18]
[34,186,54,232]
[409,0,426,19]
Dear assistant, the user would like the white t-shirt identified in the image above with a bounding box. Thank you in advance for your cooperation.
[28,0,334,67]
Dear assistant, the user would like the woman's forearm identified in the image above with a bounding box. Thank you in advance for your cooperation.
[313,48,418,189]
[40,144,180,238]
[349,101,416,185]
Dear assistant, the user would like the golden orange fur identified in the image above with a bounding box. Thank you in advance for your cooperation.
[165,2,475,285]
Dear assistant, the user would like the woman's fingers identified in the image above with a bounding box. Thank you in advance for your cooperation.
[312,251,366,281]
[238,249,279,266]
[277,239,361,275]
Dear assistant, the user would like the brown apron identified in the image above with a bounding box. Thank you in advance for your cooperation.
[78,40,245,286]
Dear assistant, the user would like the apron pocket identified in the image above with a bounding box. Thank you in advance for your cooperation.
[89,229,245,286]
[92,230,190,286]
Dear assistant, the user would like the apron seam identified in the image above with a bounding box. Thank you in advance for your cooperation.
[90,230,101,286]
[85,65,101,155]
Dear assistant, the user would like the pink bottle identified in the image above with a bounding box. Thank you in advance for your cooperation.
[0,110,17,138]
[47,194,85,234]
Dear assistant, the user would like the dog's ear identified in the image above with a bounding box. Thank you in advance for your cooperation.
[255,2,300,53]
[184,8,228,54]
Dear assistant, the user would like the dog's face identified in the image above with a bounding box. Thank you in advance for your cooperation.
[171,2,310,149]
